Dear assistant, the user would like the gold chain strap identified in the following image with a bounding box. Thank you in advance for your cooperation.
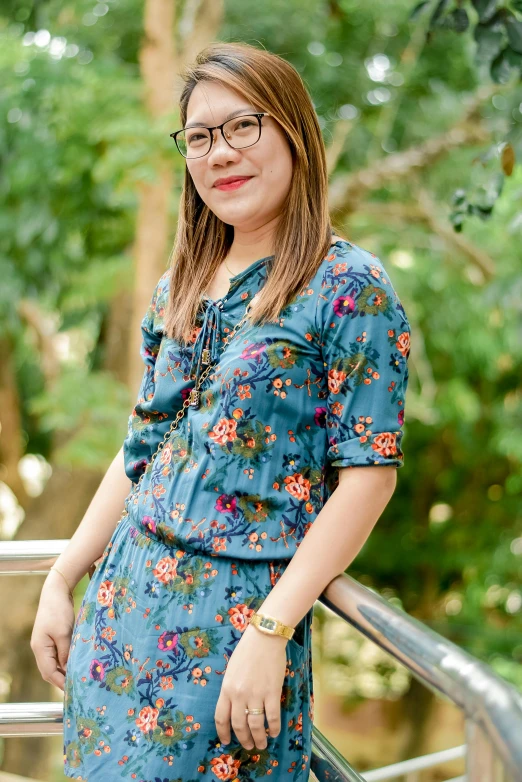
[88,295,257,579]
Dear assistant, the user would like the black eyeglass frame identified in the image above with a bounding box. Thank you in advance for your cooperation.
[170,112,271,159]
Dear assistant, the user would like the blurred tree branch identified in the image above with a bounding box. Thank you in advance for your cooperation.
[361,190,496,279]
[328,85,498,217]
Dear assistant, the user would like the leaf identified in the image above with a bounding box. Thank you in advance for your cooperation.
[490,46,517,81]
[451,189,468,206]
[504,15,522,52]
[450,211,466,231]
[429,0,451,28]
[409,1,431,21]
[501,142,516,175]
[471,0,499,23]
[474,172,505,209]
[474,22,507,60]
[442,8,470,32]
[505,45,522,65]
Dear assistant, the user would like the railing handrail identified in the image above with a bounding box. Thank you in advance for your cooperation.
[2,540,521,780]
[321,574,522,781]
[361,744,466,781]
[0,539,69,574]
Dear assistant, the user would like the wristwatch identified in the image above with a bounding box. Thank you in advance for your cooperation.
[249,611,295,640]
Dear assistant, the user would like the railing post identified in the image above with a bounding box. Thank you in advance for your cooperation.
[466,720,505,782]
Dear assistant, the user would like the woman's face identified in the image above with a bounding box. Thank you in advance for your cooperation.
[183,81,293,233]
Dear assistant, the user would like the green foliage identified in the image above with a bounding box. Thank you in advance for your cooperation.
[29,367,131,466]
[409,0,522,225]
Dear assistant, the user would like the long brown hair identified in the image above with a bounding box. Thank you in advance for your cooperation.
[164,41,340,343]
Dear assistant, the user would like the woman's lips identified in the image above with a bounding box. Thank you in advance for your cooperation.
[214,177,253,191]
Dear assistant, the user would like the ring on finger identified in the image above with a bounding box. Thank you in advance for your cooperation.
[245,707,265,715]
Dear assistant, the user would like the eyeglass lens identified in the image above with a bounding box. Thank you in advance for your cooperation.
[176,115,261,159]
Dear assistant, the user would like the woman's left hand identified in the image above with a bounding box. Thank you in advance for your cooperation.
[214,622,289,750]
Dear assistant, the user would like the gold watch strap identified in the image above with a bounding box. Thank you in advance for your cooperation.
[250,612,295,640]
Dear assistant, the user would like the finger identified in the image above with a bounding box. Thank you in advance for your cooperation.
[231,699,255,750]
[214,693,232,746]
[47,667,66,691]
[246,706,267,750]
[33,636,66,689]
[264,693,281,738]
[56,640,70,672]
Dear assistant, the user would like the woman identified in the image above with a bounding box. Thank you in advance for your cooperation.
[31,41,411,781]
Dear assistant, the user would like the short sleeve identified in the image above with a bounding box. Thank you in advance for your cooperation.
[316,242,411,471]
[123,271,169,483]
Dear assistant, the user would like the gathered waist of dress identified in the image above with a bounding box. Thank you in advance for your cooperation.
[118,511,293,573]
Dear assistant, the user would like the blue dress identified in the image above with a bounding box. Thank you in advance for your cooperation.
[63,237,411,780]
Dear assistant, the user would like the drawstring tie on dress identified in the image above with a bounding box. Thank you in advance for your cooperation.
[189,298,223,398]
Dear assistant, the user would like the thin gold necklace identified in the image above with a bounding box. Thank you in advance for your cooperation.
[223,257,235,277]
[202,257,236,302]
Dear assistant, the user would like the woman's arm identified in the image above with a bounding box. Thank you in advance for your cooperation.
[44,445,132,594]
[256,466,398,626]
[213,466,398,751]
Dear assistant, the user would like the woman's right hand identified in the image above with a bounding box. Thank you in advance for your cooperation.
[31,571,76,692]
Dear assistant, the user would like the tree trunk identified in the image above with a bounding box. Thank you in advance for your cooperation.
[127,0,177,390]
[0,340,29,511]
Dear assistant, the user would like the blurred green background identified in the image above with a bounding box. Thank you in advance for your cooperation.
[1,0,522,779]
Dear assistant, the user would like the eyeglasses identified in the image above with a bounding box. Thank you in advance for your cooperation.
[170,112,270,159]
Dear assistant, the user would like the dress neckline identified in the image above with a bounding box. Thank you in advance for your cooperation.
[202,254,275,305]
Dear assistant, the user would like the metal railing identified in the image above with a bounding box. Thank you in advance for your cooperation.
[1,540,521,782]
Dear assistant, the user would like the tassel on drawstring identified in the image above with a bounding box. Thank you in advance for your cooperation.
[188,300,222,406]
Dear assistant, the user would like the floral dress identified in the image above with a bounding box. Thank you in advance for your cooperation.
[63,237,411,781]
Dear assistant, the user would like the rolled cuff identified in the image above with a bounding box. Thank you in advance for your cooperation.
[327,429,405,468]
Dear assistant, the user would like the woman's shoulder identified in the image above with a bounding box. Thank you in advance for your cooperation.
[312,236,401,299]
[154,269,171,302]
[310,236,408,330]
[143,270,171,333]
[321,236,390,276]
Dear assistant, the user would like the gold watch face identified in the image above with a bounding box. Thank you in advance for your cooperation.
[259,616,277,631]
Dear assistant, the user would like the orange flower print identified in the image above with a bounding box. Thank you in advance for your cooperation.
[396,330,410,358]
[152,484,166,498]
[190,324,202,344]
[331,401,344,417]
[210,753,242,779]
[160,442,172,465]
[212,536,227,553]
[97,580,115,608]
[328,368,347,395]
[371,432,399,458]
[283,473,311,502]
[152,556,178,584]
[135,705,159,733]
[208,417,238,446]
[237,384,252,400]
[228,603,255,632]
